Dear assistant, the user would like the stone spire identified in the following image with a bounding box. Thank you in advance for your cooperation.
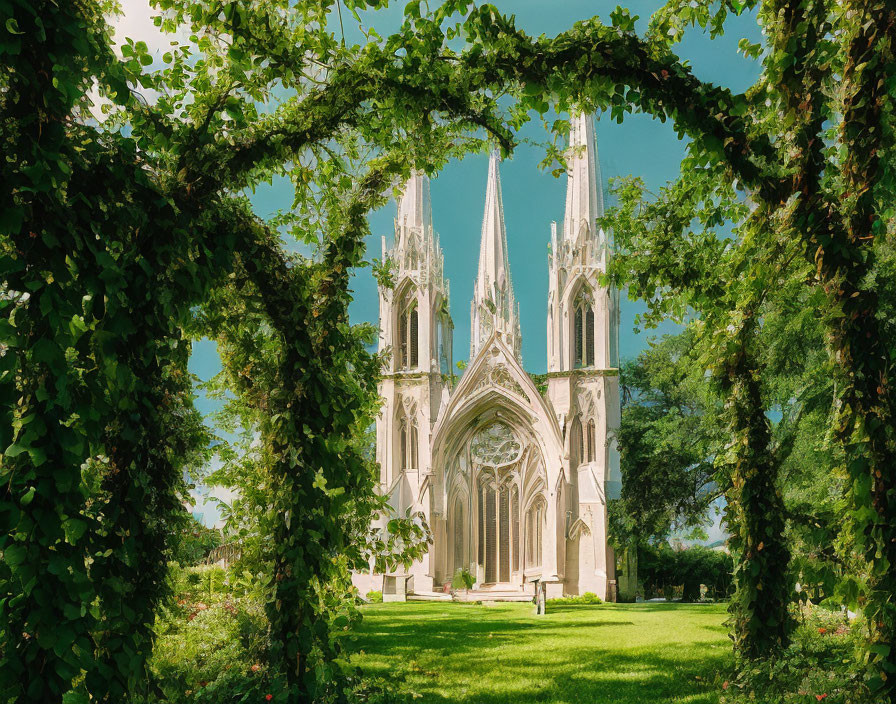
[547,111,617,373]
[397,169,432,235]
[562,112,606,248]
[470,152,521,360]
[387,171,446,289]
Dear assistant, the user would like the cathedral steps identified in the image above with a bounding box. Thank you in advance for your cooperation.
[452,589,533,603]
[405,587,533,603]
[406,591,453,602]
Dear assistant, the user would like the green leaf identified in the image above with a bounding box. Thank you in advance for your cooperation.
[63,519,88,544]
[4,442,27,458]
[5,544,26,566]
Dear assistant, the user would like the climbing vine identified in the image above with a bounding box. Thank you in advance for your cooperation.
[601,171,796,657]
[3,0,896,700]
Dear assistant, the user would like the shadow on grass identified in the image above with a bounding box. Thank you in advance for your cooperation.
[348,603,731,704]
[602,602,729,612]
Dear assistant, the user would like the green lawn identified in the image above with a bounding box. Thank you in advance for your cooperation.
[347,601,731,704]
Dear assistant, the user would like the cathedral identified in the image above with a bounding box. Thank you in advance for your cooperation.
[361,114,622,602]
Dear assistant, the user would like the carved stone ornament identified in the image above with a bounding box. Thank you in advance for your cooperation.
[576,386,596,418]
[475,358,529,401]
[400,395,417,416]
[470,421,523,468]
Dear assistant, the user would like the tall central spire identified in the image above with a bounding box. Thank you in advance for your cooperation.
[562,113,605,247]
[470,152,521,360]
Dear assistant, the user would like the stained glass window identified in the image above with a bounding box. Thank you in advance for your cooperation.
[470,422,522,468]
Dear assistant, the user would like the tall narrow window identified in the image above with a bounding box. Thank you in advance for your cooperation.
[535,502,543,563]
[586,419,596,463]
[398,312,408,368]
[574,307,584,367]
[453,498,464,573]
[526,498,544,568]
[485,483,497,583]
[499,486,510,582]
[570,417,583,469]
[511,487,520,574]
[586,309,595,366]
[397,297,418,370]
[409,423,418,470]
[477,485,484,569]
[399,422,408,471]
[574,297,595,368]
[409,306,418,367]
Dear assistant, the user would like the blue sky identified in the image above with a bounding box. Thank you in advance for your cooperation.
[180,1,762,529]
[191,0,763,390]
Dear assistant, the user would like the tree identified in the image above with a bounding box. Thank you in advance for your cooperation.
[601,171,795,658]
[614,330,723,545]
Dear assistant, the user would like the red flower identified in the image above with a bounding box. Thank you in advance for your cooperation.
[816,695,828,701]
[266,696,273,702]
[817,627,827,634]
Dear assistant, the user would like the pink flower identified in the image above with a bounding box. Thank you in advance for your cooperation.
[251,664,261,672]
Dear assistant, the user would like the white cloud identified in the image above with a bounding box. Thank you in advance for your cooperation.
[88,1,185,120]
[109,0,175,56]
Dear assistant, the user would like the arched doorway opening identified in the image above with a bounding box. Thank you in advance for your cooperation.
[444,419,546,587]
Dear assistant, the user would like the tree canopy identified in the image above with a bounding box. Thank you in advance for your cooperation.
[2,0,896,701]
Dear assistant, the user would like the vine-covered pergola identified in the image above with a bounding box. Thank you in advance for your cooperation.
[1,0,894,701]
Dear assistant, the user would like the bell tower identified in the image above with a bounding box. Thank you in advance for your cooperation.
[375,171,453,592]
[546,113,621,598]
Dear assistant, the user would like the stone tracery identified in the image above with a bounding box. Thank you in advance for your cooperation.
[474,361,530,402]
[470,421,522,467]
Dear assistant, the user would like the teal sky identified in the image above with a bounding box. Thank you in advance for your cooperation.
[189,0,763,399]
[185,1,761,530]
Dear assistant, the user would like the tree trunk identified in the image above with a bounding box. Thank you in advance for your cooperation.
[720,342,792,659]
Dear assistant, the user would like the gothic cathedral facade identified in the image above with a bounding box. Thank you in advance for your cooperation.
[366,114,622,600]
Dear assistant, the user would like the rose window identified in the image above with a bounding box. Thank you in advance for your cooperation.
[470,421,522,467]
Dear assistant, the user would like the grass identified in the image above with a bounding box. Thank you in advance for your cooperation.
[347,601,732,704]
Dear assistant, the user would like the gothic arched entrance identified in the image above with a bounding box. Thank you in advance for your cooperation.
[444,418,547,587]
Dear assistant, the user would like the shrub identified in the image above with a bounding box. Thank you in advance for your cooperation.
[149,596,271,700]
[720,605,870,704]
[170,516,223,566]
[548,592,603,605]
[451,568,475,590]
[366,590,383,603]
[639,544,733,601]
[135,562,275,703]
